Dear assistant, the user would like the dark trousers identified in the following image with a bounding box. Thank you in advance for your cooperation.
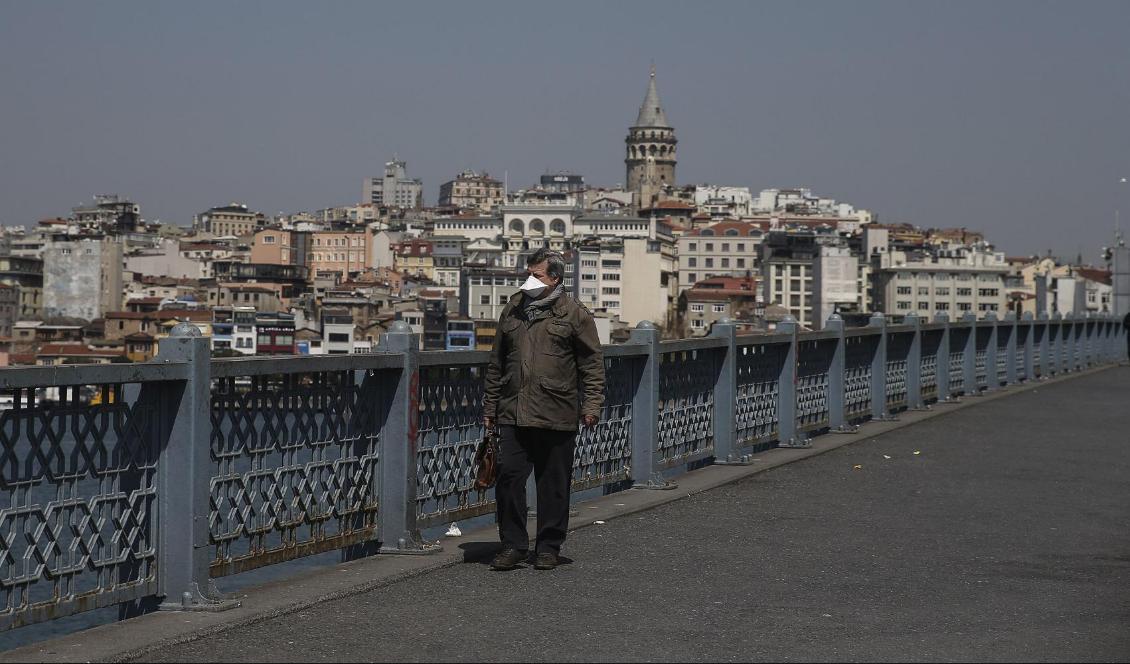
[495,426,575,554]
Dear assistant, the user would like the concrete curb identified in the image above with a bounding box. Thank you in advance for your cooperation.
[4,363,1118,663]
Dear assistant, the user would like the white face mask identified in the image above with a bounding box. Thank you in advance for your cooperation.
[520,274,548,297]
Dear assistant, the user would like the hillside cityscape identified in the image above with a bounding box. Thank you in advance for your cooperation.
[0,69,1114,367]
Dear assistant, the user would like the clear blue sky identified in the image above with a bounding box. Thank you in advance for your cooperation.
[1,1,1127,259]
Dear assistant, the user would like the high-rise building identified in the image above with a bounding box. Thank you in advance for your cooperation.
[364,158,423,210]
[625,67,677,210]
[438,170,504,211]
[43,238,123,322]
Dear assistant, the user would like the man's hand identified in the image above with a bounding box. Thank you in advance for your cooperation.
[483,416,495,431]
[582,414,599,428]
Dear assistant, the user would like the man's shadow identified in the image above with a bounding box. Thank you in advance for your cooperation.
[458,542,574,568]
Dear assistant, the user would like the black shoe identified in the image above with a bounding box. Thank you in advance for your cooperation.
[490,547,525,570]
[533,551,559,570]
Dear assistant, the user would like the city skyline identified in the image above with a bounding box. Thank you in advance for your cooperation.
[1,1,1128,259]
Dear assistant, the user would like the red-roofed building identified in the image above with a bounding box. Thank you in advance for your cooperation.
[36,344,125,366]
[677,275,761,336]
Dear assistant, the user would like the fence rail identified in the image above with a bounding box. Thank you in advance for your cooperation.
[0,312,1123,630]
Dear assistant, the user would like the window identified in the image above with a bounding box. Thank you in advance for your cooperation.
[480,295,491,305]
[691,304,705,312]
[712,304,726,313]
[791,279,801,291]
[687,273,697,283]
[722,243,730,252]
[937,302,950,310]
[918,287,930,295]
[721,258,730,268]
[958,302,972,311]
[604,273,620,281]
[258,334,271,345]
[791,265,802,277]
[978,289,998,297]
[687,257,697,267]
[918,302,929,310]
[328,333,350,342]
[691,319,705,329]
[897,286,912,295]
[957,288,972,297]
[601,260,621,269]
[602,287,620,295]
[790,294,801,307]
[897,301,911,310]
[498,295,508,304]
[737,259,746,268]
[936,288,950,296]
[263,235,276,244]
[705,243,714,252]
[737,243,745,252]
[705,258,714,268]
[688,243,697,251]
[602,300,620,308]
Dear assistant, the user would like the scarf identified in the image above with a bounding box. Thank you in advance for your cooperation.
[522,283,564,322]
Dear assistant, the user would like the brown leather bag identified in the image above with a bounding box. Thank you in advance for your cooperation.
[474,428,500,490]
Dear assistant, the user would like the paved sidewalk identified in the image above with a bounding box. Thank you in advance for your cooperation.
[137,367,1130,662]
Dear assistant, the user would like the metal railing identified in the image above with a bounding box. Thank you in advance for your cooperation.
[0,312,1123,630]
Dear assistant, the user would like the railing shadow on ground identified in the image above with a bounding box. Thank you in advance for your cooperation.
[0,311,1122,635]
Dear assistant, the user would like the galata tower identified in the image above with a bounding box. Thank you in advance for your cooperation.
[625,66,676,209]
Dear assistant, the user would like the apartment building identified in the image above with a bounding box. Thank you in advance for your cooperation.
[871,244,1009,318]
[677,221,766,292]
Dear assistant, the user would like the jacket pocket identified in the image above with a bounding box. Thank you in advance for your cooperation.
[544,321,572,357]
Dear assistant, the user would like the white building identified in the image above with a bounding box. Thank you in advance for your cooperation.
[572,236,676,328]
[810,243,860,327]
[693,185,753,217]
[871,243,1009,318]
[363,158,423,210]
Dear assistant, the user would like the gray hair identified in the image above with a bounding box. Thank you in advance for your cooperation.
[527,248,566,281]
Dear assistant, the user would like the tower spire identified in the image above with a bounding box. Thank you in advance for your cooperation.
[635,65,669,127]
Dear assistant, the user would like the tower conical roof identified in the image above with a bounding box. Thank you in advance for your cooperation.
[634,66,670,128]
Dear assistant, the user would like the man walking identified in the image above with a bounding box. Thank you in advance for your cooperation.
[482,248,605,571]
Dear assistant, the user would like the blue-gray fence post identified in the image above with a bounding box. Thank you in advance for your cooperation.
[1004,312,1018,385]
[985,312,999,391]
[1052,313,1064,375]
[962,312,978,394]
[906,313,923,409]
[156,323,226,610]
[376,321,438,554]
[826,314,851,432]
[1107,318,1116,363]
[1022,312,1034,381]
[709,318,740,463]
[1064,313,1076,372]
[629,321,671,489]
[1038,312,1050,377]
[934,313,951,400]
[1111,317,1120,362]
[776,316,805,448]
[870,313,889,419]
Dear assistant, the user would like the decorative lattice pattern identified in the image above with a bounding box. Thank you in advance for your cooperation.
[573,355,636,491]
[796,339,834,432]
[416,364,489,527]
[920,330,943,401]
[844,335,876,421]
[210,370,384,577]
[0,384,159,630]
[736,342,784,448]
[657,348,717,465]
[885,332,912,410]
